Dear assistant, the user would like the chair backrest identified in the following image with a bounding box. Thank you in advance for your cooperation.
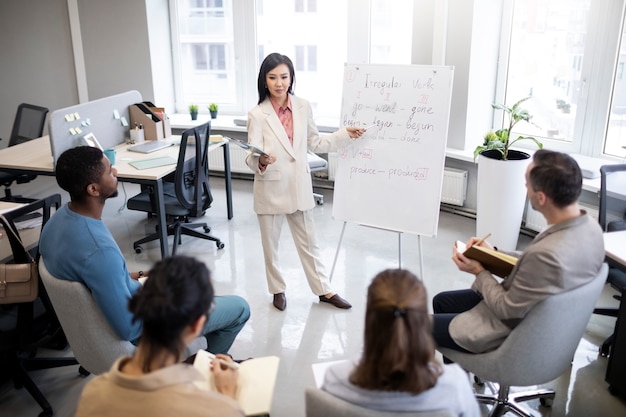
[38,258,135,375]
[598,164,626,231]
[8,103,49,147]
[175,121,213,217]
[440,263,608,387]
[38,258,207,374]
[305,388,455,417]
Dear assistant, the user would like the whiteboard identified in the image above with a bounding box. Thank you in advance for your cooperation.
[332,63,454,236]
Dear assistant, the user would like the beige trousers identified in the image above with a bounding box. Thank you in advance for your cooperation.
[257,210,332,296]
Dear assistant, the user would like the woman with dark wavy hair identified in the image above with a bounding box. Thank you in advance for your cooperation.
[75,256,244,417]
[322,269,479,415]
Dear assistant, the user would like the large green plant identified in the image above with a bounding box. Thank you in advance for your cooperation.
[474,97,543,161]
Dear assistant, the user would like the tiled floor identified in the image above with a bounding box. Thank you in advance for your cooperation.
[1,176,625,416]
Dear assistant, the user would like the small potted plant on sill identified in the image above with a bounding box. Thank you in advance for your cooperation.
[188,104,199,121]
[474,96,544,251]
[209,103,218,119]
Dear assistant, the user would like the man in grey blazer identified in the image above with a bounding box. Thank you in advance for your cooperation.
[432,149,605,353]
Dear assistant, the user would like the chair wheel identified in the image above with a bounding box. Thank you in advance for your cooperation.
[216,241,225,250]
[78,366,90,376]
[473,375,484,386]
[134,246,143,254]
[203,226,211,233]
[539,397,554,407]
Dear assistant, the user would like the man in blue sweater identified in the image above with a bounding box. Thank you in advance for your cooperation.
[40,146,250,354]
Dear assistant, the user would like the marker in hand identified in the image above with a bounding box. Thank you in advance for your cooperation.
[363,124,378,131]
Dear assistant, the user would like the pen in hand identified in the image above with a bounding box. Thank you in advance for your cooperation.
[474,233,492,246]
[206,351,240,370]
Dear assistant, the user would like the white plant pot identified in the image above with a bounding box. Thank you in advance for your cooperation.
[476,150,531,251]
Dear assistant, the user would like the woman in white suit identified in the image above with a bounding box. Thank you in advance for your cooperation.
[246,53,364,311]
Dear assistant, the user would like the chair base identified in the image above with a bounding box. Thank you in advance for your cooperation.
[11,353,81,417]
[313,192,324,205]
[134,220,224,255]
[476,381,555,417]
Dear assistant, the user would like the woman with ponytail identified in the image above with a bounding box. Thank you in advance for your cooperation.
[75,256,244,417]
[322,269,479,416]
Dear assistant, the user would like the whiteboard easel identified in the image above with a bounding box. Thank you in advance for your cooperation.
[329,222,425,281]
[331,63,454,278]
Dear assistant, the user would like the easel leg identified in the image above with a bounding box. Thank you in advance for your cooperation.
[417,235,424,279]
[329,221,347,282]
[398,232,402,268]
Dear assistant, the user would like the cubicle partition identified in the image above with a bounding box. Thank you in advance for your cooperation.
[48,90,142,165]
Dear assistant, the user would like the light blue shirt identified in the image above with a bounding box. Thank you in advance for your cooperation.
[40,204,142,341]
[322,360,480,417]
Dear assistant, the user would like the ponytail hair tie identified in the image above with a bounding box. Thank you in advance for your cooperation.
[393,308,407,318]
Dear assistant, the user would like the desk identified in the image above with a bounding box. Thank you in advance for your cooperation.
[0,136,233,258]
[604,231,626,399]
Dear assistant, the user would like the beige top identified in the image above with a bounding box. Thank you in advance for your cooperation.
[75,357,244,417]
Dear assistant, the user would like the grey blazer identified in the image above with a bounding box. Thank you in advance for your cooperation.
[450,212,605,353]
[246,95,351,215]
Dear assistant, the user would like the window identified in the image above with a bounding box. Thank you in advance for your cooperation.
[501,0,626,159]
[295,46,317,71]
[171,0,413,119]
[295,0,316,13]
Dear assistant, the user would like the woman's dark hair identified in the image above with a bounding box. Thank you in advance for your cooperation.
[257,53,295,104]
[350,269,442,394]
[529,149,582,208]
[128,256,214,372]
[55,146,105,201]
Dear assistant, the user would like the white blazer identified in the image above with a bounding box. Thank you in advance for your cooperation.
[246,95,351,214]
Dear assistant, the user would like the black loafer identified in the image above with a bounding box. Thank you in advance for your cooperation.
[319,294,352,309]
[273,293,286,311]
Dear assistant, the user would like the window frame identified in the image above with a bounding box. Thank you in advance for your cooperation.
[496,0,626,160]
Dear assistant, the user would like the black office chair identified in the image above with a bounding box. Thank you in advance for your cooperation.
[0,103,49,201]
[594,164,626,357]
[0,194,84,417]
[127,121,224,255]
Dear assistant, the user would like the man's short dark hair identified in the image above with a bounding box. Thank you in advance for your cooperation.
[55,146,105,201]
[529,149,582,208]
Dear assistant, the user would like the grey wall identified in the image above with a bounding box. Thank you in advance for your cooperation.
[0,0,165,148]
[0,0,77,146]
[77,0,155,102]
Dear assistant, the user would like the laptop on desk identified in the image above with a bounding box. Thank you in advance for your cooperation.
[128,140,173,154]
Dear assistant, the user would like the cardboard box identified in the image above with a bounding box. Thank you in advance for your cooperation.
[129,102,172,140]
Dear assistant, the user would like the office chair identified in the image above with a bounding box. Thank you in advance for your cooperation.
[0,103,49,201]
[39,259,208,376]
[308,151,328,205]
[305,388,455,417]
[438,264,608,417]
[127,121,225,255]
[0,194,81,417]
[594,164,626,357]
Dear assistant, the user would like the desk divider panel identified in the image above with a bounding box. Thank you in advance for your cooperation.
[48,90,142,165]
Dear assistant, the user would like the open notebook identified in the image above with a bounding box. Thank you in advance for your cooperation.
[193,350,279,416]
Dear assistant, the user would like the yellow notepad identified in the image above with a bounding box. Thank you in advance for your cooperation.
[129,156,177,170]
